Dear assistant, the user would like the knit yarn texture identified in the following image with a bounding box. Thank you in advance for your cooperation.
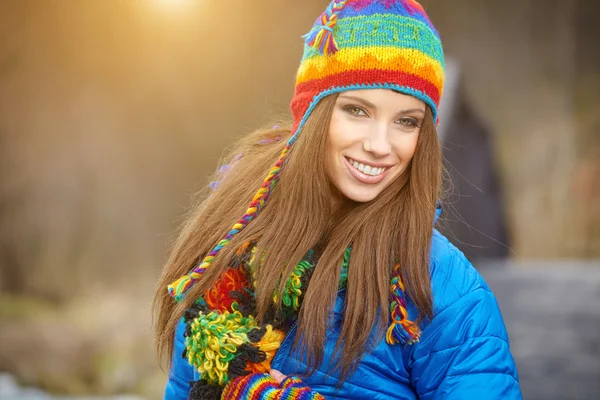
[292,0,445,133]
[182,246,342,399]
[181,244,419,399]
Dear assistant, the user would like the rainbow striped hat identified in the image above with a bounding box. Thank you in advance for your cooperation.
[292,0,445,133]
[168,0,444,302]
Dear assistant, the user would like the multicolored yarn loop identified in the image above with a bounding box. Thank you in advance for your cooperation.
[181,245,420,399]
[183,246,321,399]
[167,0,444,305]
[222,374,325,400]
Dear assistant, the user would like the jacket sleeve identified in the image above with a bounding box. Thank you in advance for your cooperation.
[163,318,195,400]
[410,269,522,399]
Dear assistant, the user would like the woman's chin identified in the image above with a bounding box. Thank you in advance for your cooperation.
[339,186,381,203]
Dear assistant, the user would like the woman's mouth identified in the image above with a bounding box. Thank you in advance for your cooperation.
[344,157,392,184]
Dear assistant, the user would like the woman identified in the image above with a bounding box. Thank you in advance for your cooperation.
[155,0,522,399]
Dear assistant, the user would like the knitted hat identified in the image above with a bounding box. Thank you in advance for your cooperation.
[292,0,444,134]
[169,0,444,335]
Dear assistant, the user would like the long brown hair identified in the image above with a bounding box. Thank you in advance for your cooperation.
[153,92,442,381]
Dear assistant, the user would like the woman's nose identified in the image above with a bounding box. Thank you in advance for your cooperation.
[363,124,392,157]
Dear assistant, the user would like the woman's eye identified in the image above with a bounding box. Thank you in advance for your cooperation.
[344,105,367,116]
[397,117,419,130]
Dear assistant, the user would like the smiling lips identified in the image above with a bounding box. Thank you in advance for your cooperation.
[344,157,393,184]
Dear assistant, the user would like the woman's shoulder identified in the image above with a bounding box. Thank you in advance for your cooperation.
[407,231,519,397]
[428,229,491,313]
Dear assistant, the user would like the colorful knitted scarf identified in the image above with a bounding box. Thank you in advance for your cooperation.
[181,245,419,399]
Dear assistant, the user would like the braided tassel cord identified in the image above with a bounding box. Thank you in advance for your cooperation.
[302,0,348,55]
[386,263,421,345]
[168,144,295,301]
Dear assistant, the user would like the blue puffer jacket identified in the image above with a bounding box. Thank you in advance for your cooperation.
[164,228,521,399]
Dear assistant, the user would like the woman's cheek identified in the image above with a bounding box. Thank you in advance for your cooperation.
[393,135,418,161]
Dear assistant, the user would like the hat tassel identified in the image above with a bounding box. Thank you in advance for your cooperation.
[302,0,348,56]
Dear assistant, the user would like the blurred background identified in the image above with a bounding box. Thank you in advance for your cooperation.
[0,0,598,399]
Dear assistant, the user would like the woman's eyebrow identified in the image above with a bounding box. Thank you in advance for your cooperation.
[339,95,425,115]
[398,108,425,115]
[338,95,376,109]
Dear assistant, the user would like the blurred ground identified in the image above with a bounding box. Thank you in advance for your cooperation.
[0,290,163,399]
[0,373,142,400]
[481,262,600,399]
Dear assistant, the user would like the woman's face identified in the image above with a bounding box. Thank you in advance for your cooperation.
[326,89,426,203]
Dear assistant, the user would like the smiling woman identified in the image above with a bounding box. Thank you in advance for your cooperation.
[327,90,428,202]
[154,1,522,399]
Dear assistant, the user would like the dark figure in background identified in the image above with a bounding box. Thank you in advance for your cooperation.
[438,59,509,261]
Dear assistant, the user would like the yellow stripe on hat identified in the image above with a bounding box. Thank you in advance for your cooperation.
[296,46,444,88]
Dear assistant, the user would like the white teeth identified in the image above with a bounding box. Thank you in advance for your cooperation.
[347,158,386,176]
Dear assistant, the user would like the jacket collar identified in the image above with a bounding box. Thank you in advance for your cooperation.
[434,202,442,224]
